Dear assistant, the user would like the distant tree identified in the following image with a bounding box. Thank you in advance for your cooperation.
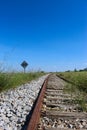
[41,71,45,73]
[74,68,77,72]
[79,68,87,72]
[83,68,87,71]
[65,70,71,72]
[79,69,83,72]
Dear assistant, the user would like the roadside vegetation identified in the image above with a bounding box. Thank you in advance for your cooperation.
[0,71,45,92]
[57,71,87,111]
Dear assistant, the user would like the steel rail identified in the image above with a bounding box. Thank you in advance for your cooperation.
[27,75,49,130]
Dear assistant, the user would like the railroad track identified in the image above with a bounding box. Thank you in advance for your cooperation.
[27,74,87,130]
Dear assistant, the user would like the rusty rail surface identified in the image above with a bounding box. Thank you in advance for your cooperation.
[27,74,87,130]
[27,76,49,130]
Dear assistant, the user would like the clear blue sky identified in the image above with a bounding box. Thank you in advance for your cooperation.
[0,0,87,72]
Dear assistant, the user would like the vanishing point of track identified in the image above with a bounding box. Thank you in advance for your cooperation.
[27,74,87,130]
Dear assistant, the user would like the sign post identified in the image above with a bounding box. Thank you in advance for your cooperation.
[21,61,28,73]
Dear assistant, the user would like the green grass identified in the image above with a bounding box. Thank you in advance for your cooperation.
[57,71,87,111]
[58,71,87,92]
[0,72,45,92]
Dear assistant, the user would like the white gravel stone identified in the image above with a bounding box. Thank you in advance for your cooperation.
[0,74,48,130]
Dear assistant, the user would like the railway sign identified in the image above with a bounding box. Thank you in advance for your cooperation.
[21,60,28,73]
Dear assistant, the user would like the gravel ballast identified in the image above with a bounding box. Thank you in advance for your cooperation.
[38,74,87,130]
[0,75,48,130]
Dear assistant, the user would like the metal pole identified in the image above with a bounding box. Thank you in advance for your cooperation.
[24,68,25,73]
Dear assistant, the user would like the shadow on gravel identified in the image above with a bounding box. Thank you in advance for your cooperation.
[21,87,42,130]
